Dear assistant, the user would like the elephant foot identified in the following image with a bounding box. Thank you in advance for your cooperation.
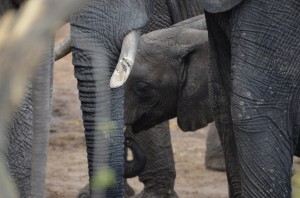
[77,180,135,198]
[131,188,178,198]
[205,154,226,171]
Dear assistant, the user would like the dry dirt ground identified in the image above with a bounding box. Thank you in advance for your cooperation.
[45,24,227,198]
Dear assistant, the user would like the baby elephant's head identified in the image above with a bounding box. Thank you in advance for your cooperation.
[125,20,213,133]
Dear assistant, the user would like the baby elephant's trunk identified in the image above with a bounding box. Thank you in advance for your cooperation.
[124,137,147,178]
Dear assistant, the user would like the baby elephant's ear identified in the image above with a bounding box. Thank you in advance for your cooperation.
[175,31,213,132]
[175,28,208,58]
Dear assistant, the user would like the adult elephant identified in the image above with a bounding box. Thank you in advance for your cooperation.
[70,0,210,197]
[70,1,157,196]
[204,0,300,197]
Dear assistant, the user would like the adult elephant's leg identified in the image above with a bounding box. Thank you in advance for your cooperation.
[6,90,33,197]
[228,1,300,196]
[70,0,153,196]
[5,45,53,198]
[205,122,225,171]
[3,1,33,197]
[205,10,242,197]
[125,121,177,198]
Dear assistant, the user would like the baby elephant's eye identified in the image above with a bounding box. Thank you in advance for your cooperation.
[134,82,149,97]
[134,81,159,106]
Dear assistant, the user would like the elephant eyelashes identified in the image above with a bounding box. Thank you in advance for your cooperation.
[134,82,159,104]
[134,82,153,98]
[134,82,149,97]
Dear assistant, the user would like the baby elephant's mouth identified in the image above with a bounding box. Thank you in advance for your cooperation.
[126,118,156,134]
[126,123,149,134]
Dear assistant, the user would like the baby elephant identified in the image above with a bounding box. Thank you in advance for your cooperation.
[125,15,225,171]
[125,15,213,133]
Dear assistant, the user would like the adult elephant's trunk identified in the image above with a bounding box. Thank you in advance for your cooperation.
[70,0,153,196]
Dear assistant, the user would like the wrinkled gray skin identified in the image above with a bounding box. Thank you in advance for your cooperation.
[206,0,300,197]
[6,89,33,198]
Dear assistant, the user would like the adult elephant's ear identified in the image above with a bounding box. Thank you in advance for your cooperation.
[175,29,213,131]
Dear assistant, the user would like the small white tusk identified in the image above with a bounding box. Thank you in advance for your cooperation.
[110,30,140,88]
